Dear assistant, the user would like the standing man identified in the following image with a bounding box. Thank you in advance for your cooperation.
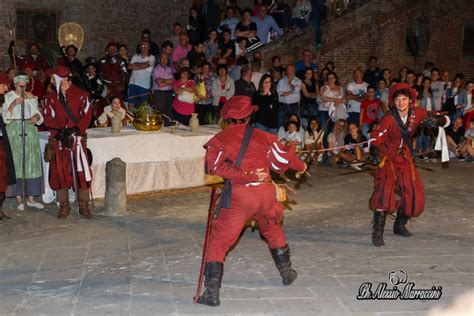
[252,5,283,44]
[152,53,175,125]
[363,56,382,87]
[128,41,155,109]
[346,68,369,124]
[197,96,307,306]
[0,73,16,220]
[136,29,160,57]
[8,42,51,71]
[234,65,256,97]
[43,66,93,219]
[100,42,128,98]
[172,34,193,73]
[368,83,449,246]
[277,64,302,127]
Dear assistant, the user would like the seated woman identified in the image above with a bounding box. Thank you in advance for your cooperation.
[327,118,347,167]
[341,122,367,170]
[96,96,127,127]
[304,118,324,162]
[235,8,258,46]
[3,74,44,210]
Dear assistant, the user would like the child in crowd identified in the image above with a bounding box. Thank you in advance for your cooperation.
[342,122,367,170]
[283,121,302,148]
[359,86,382,139]
[375,79,389,117]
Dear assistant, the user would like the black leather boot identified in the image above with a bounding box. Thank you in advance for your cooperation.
[270,244,297,285]
[372,211,387,247]
[197,261,223,307]
[393,212,413,237]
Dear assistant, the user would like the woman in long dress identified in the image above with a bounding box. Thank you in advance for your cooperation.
[2,74,44,210]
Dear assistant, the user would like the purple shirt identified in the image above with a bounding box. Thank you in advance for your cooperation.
[152,65,174,91]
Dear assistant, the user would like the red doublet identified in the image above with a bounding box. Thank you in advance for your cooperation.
[17,55,51,71]
[369,107,429,217]
[43,85,92,190]
[204,124,305,263]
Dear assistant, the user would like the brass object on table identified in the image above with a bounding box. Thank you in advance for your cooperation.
[133,113,164,131]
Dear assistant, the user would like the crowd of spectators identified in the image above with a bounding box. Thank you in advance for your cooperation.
[1,0,473,170]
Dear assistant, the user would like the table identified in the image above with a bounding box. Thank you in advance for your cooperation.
[39,125,219,202]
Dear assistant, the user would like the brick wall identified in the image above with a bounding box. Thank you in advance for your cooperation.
[258,0,474,85]
[0,0,192,69]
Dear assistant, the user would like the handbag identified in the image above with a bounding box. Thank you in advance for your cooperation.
[178,91,195,104]
[194,81,207,103]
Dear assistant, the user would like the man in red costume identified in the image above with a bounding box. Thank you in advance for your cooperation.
[368,83,449,246]
[100,41,128,97]
[197,96,307,306]
[43,66,93,219]
[0,73,16,220]
[8,42,51,71]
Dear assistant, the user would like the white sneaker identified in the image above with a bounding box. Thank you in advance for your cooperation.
[17,204,24,211]
[349,162,364,171]
[27,201,44,209]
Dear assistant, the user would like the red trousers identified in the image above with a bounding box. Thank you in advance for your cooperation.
[206,183,287,263]
[0,141,7,192]
[370,154,425,217]
[49,140,90,190]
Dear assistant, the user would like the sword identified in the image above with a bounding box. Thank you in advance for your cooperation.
[69,143,80,218]
[193,186,220,304]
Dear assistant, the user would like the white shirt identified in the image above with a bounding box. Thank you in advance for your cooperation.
[251,72,263,91]
[129,54,156,89]
[346,81,369,113]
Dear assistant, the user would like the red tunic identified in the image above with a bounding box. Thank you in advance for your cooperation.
[369,107,429,217]
[17,54,51,71]
[204,124,305,262]
[43,85,92,190]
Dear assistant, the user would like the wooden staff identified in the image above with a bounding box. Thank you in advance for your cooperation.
[5,12,17,72]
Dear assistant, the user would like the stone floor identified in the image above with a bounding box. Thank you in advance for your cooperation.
[0,161,473,315]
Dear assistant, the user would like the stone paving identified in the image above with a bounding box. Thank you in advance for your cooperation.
[0,161,473,315]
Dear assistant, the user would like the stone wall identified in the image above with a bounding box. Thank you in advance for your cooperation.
[0,0,192,69]
[258,0,474,85]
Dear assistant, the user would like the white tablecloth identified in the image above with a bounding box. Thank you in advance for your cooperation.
[39,125,219,202]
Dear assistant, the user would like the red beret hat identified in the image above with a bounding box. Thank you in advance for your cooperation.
[20,62,35,71]
[0,73,11,85]
[388,83,417,105]
[46,66,71,78]
[220,96,258,120]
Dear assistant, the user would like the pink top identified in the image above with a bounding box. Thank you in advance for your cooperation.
[172,79,195,115]
[172,44,193,63]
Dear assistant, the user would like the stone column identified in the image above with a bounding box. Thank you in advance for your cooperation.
[105,158,127,216]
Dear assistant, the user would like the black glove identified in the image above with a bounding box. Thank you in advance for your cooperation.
[57,128,75,149]
[421,115,447,128]
[71,126,81,136]
[369,145,382,166]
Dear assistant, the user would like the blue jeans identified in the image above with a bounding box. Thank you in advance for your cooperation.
[362,124,371,139]
[310,7,322,45]
[128,84,149,109]
[416,134,432,152]
[278,102,300,128]
[291,18,309,30]
[255,122,278,135]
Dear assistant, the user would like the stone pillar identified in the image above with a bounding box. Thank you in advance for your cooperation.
[105,158,127,216]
